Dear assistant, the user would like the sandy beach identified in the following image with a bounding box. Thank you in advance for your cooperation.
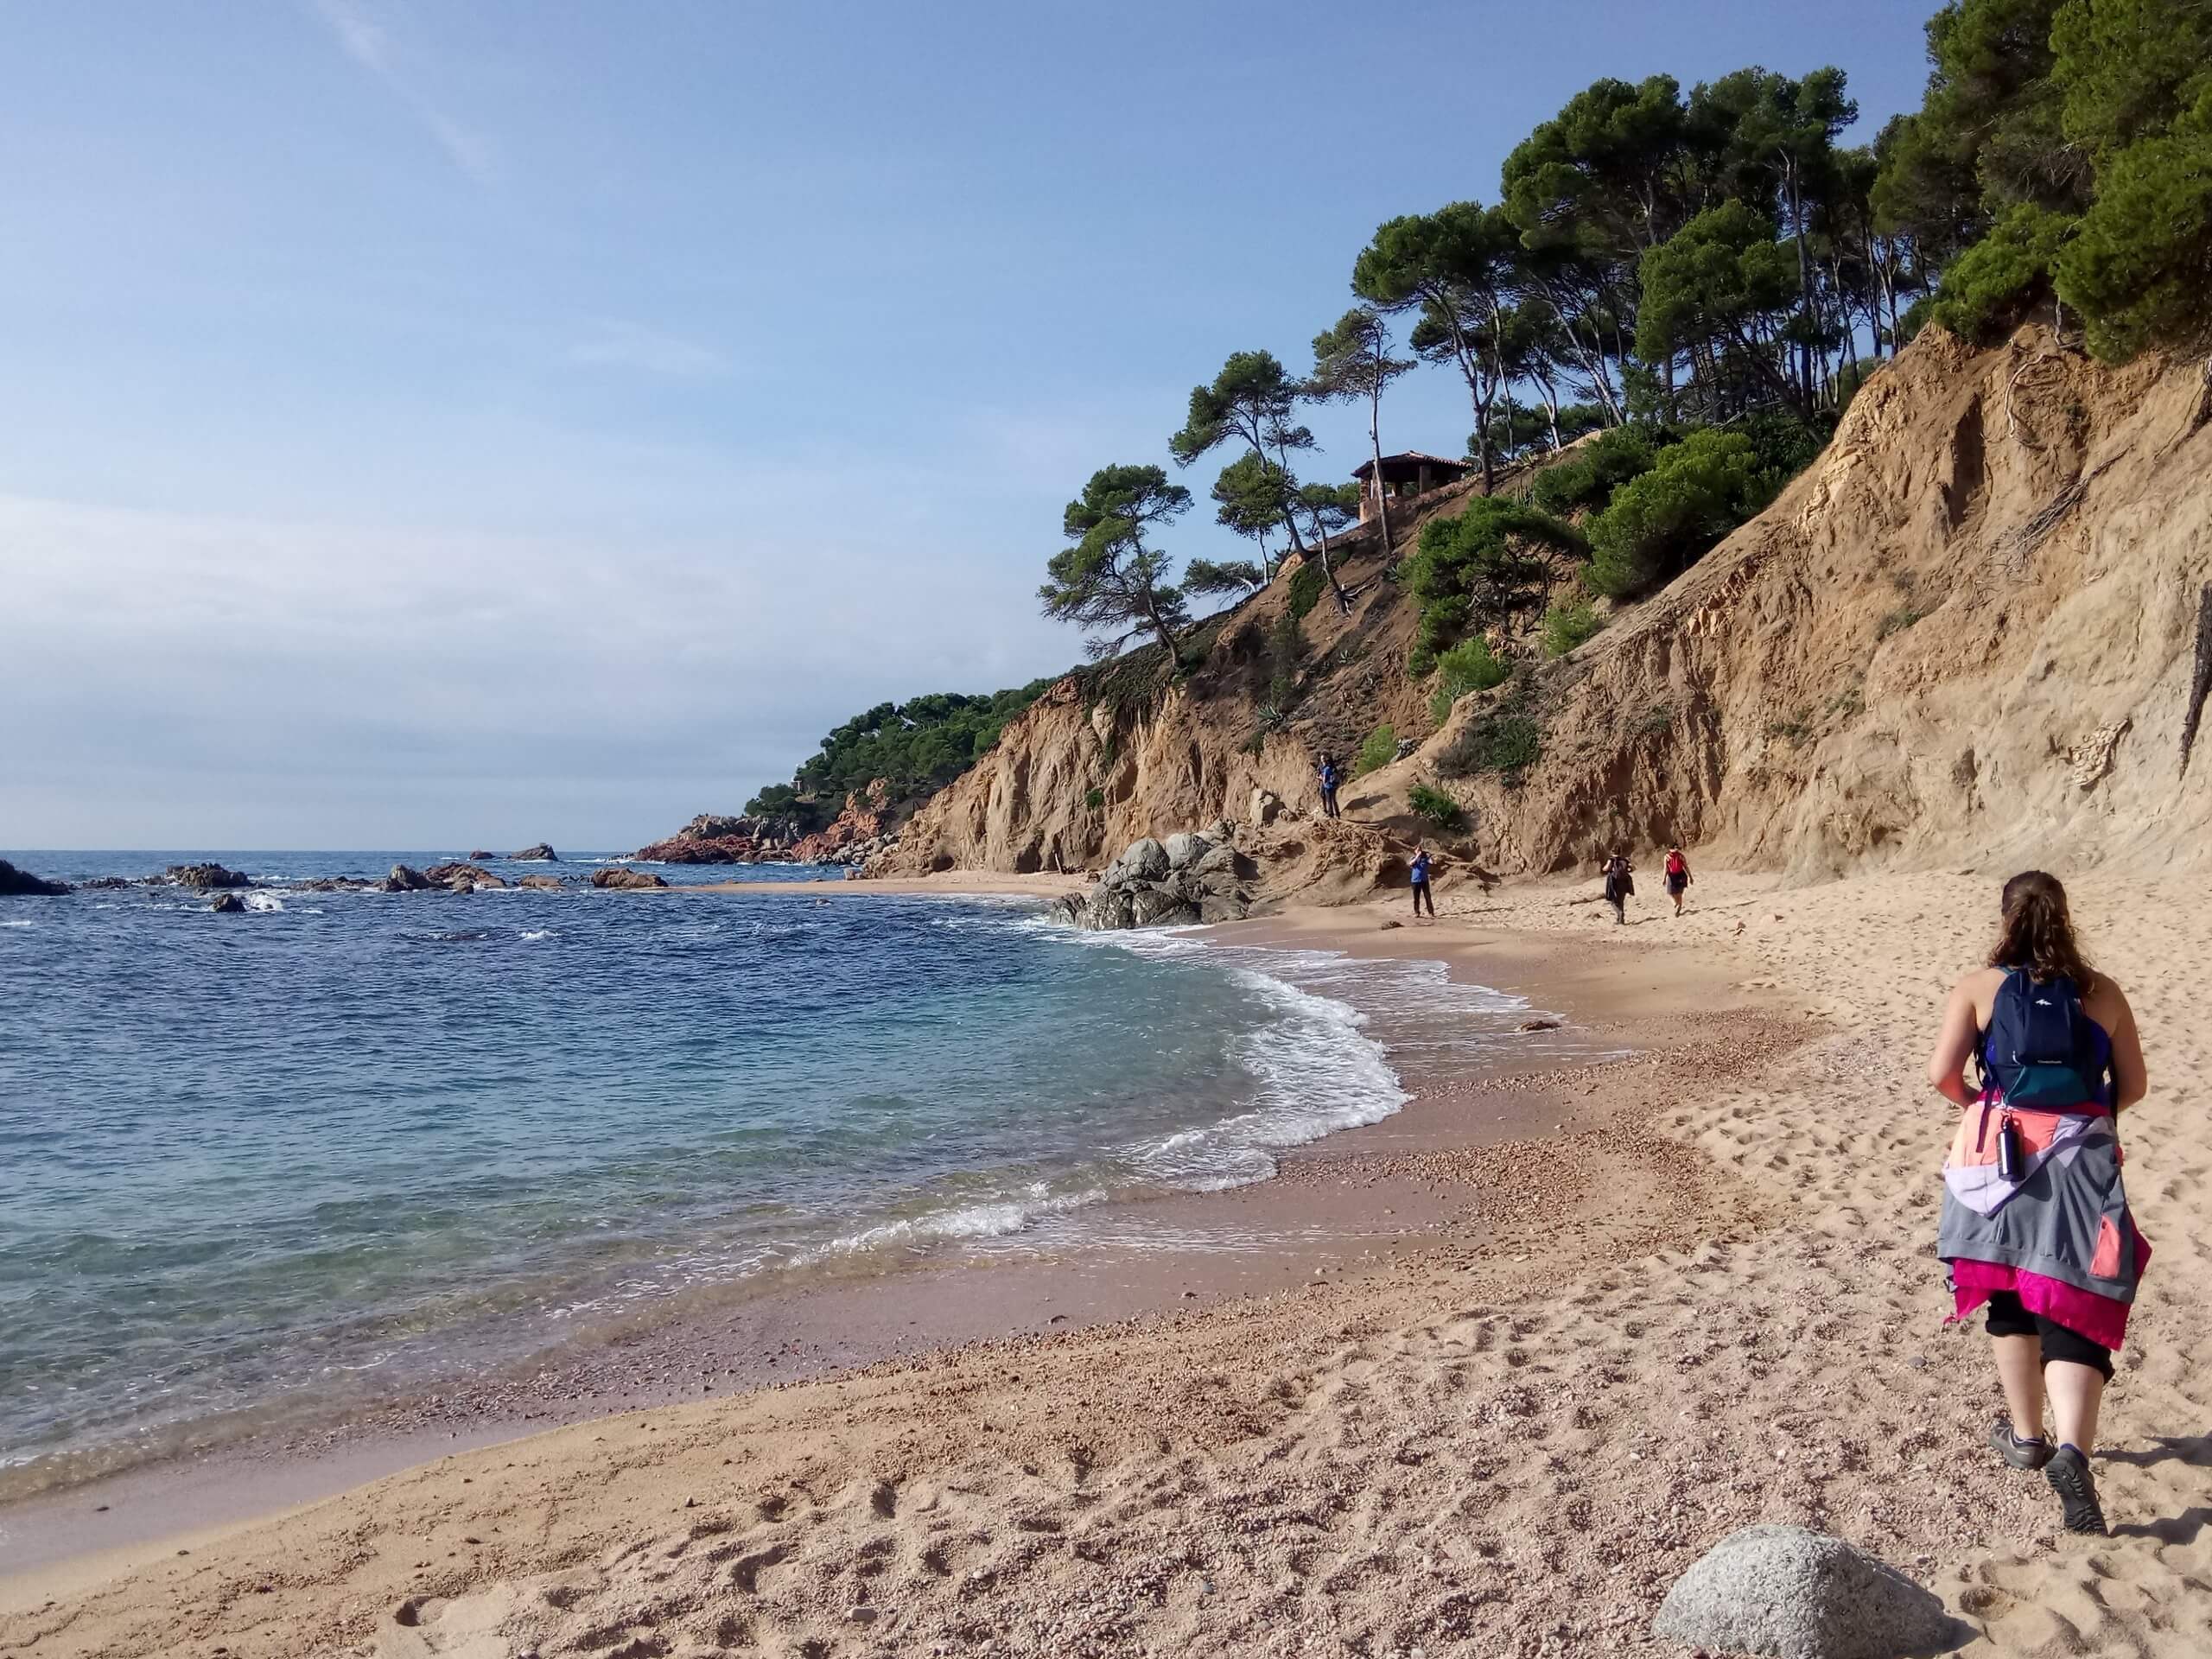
[8,868,2210,1657]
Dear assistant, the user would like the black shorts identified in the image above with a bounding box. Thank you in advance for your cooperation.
[1666,873,1688,894]
[1985,1291,2115,1380]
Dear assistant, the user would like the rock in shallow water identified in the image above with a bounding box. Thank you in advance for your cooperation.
[591,868,668,890]
[1651,1524,1967,1659]
[0,858,70,896]
[167,862,251,891]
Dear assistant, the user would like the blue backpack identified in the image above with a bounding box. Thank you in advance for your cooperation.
[1980,969,2109,1109]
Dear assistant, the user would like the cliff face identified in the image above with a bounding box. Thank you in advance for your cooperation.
[887,327,2212,886]
[1408,327,2212,880]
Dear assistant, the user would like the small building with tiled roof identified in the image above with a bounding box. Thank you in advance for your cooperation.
[1350,451,1472,522]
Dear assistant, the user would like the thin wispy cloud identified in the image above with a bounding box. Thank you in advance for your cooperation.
[308,0,499,183]
[565,321,731,379]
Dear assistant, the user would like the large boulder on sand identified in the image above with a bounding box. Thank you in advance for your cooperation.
[1119,837,1170,881]
[1162,831,1211,871]
[592,868,668,890]
[0,859,69,896]
[1129,886,1199,927]
[1652,1526,1965,1659]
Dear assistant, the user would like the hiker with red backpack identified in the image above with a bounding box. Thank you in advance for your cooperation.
[1929,872,2149,1536]
[1663,845,1692,915]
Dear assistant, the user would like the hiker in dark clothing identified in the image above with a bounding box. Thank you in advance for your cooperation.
[1409,847,1434,918]
[1602,853,1634,924]
[1317,754,1341,820]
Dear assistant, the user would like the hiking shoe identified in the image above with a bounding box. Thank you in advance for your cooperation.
[1989,1421,2053,1471]
[2045,1445,2107,1535]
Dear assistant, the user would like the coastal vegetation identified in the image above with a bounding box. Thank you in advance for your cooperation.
[1027,0,2212,690]
[745,682,1052,831]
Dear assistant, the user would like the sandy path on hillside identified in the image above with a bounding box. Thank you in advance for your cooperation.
[7,869,2210,1658]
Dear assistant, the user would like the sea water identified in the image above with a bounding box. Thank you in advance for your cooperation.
[0,849,1561,1488]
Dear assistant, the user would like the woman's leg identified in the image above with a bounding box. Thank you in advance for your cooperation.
[2045,1360,2106,1452]
[1992,1334,2047,1439]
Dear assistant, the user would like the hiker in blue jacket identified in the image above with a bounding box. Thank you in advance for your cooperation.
[1317,754,1341,819]
[1409,846,1434,918]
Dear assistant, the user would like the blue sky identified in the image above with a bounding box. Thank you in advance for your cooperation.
[0,1,1939,849]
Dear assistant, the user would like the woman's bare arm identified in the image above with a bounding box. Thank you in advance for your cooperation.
[2102,983,2147,1110]
[1927,979,1983,1105]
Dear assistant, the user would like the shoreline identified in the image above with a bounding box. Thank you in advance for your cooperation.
[0,888,1761,1614]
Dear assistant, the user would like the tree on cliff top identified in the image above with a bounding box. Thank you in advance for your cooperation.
[1040,463,1193,659]
[1310,305,1414,550]
[1171,350,1316,561]
[1351,200,1524,493]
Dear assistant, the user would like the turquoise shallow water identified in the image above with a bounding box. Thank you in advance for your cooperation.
[0,849,1554,1488]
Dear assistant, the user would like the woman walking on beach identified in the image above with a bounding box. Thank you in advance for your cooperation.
[1930,872,2148,1535]
[1601,853,1633,924]
[1663,845,1692,915]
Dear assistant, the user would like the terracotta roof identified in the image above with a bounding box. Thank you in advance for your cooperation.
[1350,450,1472,480]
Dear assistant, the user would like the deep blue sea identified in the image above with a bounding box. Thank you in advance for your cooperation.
[0,849,1560,1491]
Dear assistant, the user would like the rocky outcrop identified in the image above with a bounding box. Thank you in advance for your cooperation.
[0,859,70,896]
[885,325,2212,887]
[382,865,433,893]
[517,874,564,891]
[167,863,251,890]
[630,812,791,864]
[789,779,906,867]
[510,843,557,862]
[1054,827,1259,930]
[592,868,669,890]
[1390,326,2212,879]
[207,893,247,914]
[423,863,506,891]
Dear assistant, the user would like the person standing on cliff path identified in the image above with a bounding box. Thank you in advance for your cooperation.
[1318,753,1341,820]
[1602,853,1634,924]
[1409,846,1434,918]
[1664,845,1693,915]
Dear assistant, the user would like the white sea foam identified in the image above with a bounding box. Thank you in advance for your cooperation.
[243,892,285,912]
[520,929,553,943]
[0,919,33,929]
[806,1183,1112,1264]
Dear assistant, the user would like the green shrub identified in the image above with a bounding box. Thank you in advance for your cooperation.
[1449,713,1542,781]
[1586,429,1770,600]
[1084,786,1106,810]
[1267,610,1304,712]
[1427,637,1510,722]
[1540,597,1604,658]
[1408,781,1466,830]
[1407,498,1585,672]
[1529,424,1661,518]
[1355,723,1398,777]
[1286,560,1325,620]
[1929,203,2076,342]
[2058,129,2212,362]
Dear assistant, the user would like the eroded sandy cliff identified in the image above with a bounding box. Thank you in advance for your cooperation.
[887,327,2212,887]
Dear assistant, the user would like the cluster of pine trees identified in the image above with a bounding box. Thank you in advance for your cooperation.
[1041,0,2212,675]
[753,3,2209,828]
[743,684,1053,830]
